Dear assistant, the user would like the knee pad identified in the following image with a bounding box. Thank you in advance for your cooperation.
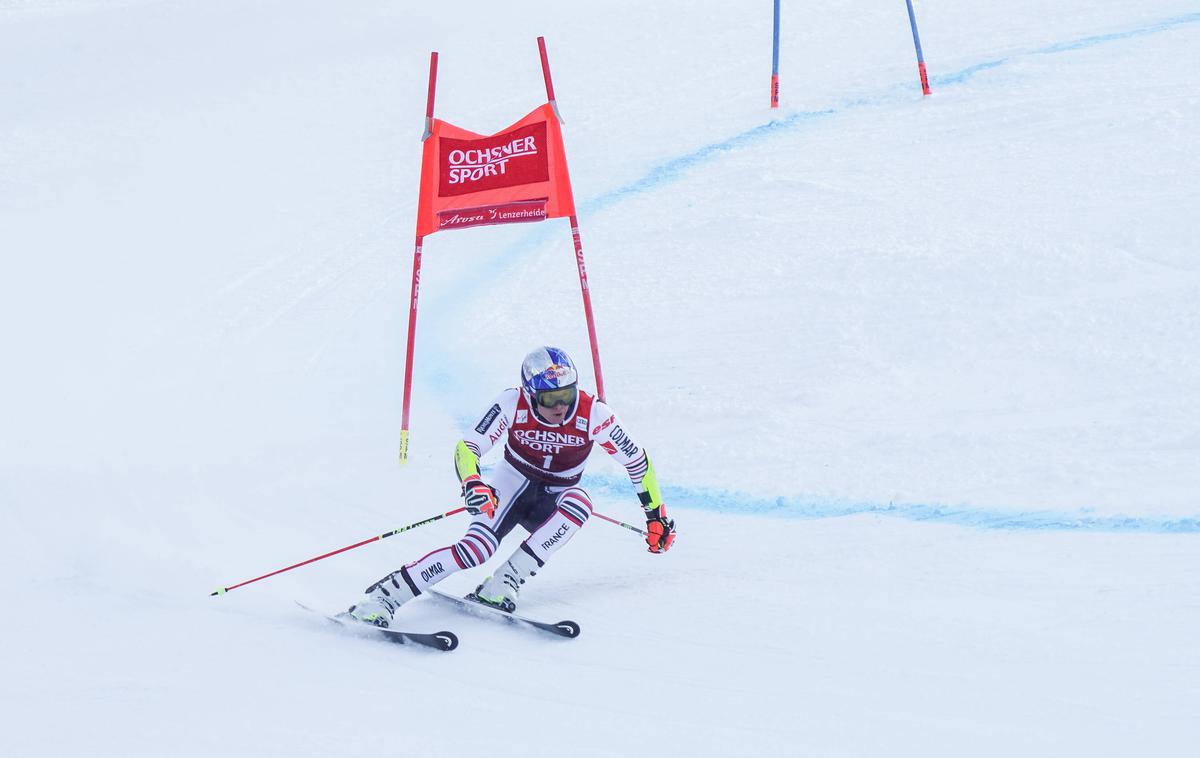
[523,488,592,564]
[452,521,499,568]
[556,487,593,526]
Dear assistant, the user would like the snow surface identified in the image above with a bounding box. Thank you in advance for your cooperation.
[2,1,1198,756]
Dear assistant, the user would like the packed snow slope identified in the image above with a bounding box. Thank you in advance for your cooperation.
[2,1,1198,756]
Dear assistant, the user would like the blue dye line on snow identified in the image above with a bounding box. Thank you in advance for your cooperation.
[588,12,1200,209]
[420,14,1200,533]
[1033,12,1200,54]
[580,109,836,216]
[933,12,1200,87]
[930,59,1007,87]
[576,473,1200,534]
[424,11,1200,317]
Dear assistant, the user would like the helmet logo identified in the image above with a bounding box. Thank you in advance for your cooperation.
[542,364,570,380]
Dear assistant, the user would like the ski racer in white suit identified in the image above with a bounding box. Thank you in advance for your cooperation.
[348,346,677,627]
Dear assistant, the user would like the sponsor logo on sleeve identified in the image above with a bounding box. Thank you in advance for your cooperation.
[540,523,571,552]
[488,417,509,444]
[474,404,501,434]
[419,562,445,583]
[608,426,640,457]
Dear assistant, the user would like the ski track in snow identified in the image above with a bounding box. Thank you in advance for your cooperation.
[424,12,1200,531]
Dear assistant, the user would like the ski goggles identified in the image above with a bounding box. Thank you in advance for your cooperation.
[534,385,577,408]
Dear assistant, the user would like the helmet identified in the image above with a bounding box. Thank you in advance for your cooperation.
[520,346,578,408]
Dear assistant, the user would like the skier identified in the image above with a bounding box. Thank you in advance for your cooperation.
[348,346,676,627]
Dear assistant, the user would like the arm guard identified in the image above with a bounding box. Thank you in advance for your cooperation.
[635,455,665,514]
[454,439,482,484]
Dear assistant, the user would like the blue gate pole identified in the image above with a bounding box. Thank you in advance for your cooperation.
[904,0,932,95]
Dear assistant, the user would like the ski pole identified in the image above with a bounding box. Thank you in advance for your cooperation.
[210,507,467,596]
[592,509,647,537]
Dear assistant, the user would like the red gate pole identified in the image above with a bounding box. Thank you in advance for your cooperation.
[568,217,606,402]
[536,37,607,402]
[399,234,423,464]
[400,51,439,464]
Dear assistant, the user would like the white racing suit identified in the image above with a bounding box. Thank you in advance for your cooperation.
[392,386,662,599]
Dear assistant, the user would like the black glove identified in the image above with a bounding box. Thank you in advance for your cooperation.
[461,475,498,519]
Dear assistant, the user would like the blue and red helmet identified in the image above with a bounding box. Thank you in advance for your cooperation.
[520,346,578,408]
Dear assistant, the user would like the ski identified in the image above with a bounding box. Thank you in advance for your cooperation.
[425,589,581,638]
[295,601,458,651]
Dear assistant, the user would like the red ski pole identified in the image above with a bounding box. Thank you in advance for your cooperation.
[210,507,467,596]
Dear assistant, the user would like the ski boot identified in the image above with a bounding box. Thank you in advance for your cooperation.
[470,549,539,613]
[347,568,418,628]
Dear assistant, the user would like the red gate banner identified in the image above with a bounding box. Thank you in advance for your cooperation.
[400,41,607,465]
[415,103,576,237]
